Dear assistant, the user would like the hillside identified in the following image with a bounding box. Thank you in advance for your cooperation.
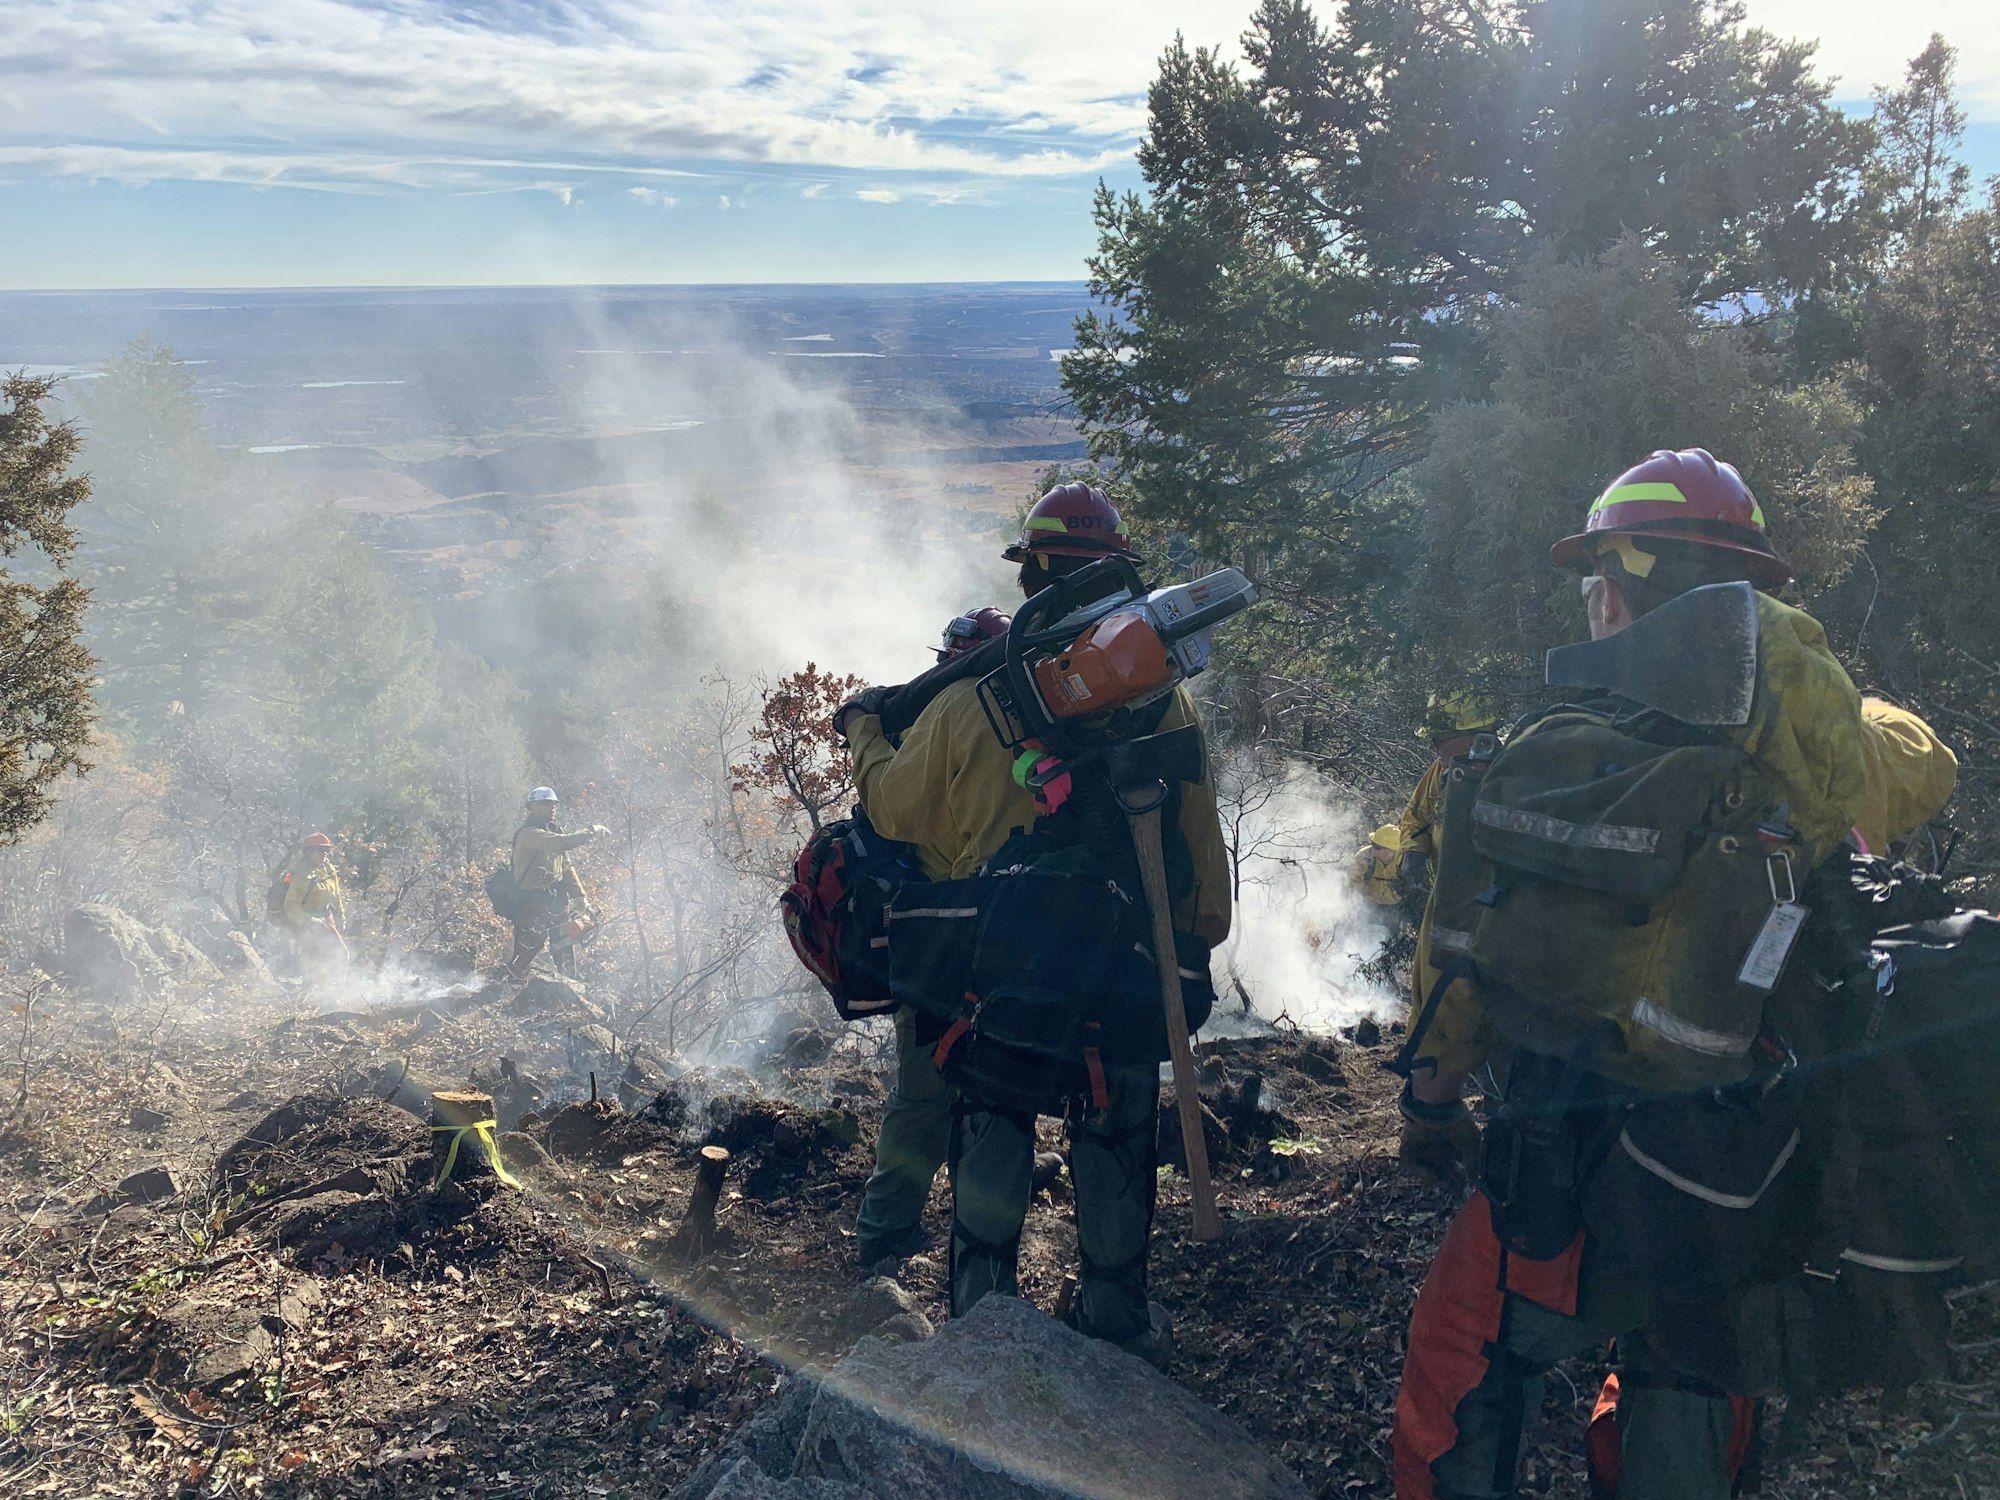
[3,967,1996,1499]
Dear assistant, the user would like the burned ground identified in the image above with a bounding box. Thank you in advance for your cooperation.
[3,985,1999,1498]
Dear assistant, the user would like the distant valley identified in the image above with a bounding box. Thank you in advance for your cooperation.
[0,284,1096,620]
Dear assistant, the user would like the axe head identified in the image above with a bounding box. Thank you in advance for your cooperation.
[1545,581,1761,727]
[1100,724,1208,789]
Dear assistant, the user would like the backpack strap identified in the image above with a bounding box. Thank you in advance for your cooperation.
[932,1016,973,1070]
[1390,956,1471,1080]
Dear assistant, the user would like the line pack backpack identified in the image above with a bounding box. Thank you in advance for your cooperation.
[1407,585,1831,1095]
[778,736,1217,1112]
[1417,698,1808,1094]
[1590,853,2000,1408]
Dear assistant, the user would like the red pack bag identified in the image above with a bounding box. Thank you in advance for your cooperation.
[780,807,921,1020]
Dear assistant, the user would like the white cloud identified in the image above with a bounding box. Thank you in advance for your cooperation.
[799,181,828,198]
[717,193,733,210]
[1745,1,2000,111]
[855,187,900,203]
[0,0,1991,210]
[627,186,678,207]
[0,0,1238,196]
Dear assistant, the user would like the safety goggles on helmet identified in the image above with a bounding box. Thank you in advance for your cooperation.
[526,787,559,805]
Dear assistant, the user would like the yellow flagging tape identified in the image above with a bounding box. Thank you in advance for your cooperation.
[431,1119,523,1190]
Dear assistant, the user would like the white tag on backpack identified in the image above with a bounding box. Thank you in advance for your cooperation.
[1737,902,1808,992]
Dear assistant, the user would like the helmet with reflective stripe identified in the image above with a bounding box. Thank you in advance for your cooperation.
[936,606,1012,661]
[302,831,334,849]
[1419,690,1502,740]
[526,786,559,806]
[1550,448,1792,588]
[1003,482,1138,562]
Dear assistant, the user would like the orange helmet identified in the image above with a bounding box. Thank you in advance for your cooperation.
[303,832,334,849]
[1003,483,1138,563]
[1551,448,1792,588]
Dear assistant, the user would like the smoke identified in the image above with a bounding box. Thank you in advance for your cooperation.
[3,285,1414,1069]
[1211,761,1399,1036]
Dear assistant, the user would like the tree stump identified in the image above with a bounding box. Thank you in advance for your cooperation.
[675,1145,732,1258]
[430,1090,498,1186]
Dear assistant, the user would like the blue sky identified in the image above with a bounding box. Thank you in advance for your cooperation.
[1,0,1996,290]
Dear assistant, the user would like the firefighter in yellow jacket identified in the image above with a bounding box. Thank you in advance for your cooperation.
[838,483,1231,1363]
[1355,693,1503,910]
[851,607,1014,1268]
[508,787,606,980]
[279,831,348,980]
[1390,449,1958,1500]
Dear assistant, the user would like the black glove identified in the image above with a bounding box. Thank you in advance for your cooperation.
[1398,1082,1481,1190]
[834,685,893,741]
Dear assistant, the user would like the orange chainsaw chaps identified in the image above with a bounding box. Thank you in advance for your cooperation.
[1033,610,1176,719]
[1394,1193,1584,1499]
[1585,1373,1760,1498]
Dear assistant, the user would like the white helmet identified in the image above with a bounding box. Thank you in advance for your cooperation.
[526,786,559,806]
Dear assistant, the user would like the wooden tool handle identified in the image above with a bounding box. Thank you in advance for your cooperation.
[1127,798,1221,1242]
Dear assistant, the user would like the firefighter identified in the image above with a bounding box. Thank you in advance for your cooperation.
[509,787,606,980]
[1390,449,1958,1499]
[279,831,347,979]
[837,483,1231,1364]
[1356,692,1504,910]
[852,606,1012,1268]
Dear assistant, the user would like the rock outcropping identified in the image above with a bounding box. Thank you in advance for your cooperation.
[677,1296,1308,1500]
[60,904,224,1001]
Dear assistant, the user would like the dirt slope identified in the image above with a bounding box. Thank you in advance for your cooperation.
[2,990,1996,1499]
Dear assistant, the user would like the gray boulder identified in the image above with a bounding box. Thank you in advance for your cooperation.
[145,923,225,988]
[60,904,228,1001]
[61,904,172,1000]
[677,1297,1307,1500]
[213,930,281,989]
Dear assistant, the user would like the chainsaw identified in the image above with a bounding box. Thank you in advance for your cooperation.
[976,556,1257,756]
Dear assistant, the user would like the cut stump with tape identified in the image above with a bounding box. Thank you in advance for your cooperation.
[430,1090,499,1185]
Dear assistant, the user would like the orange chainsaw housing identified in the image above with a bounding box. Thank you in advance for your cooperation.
[1032,610,1176,719]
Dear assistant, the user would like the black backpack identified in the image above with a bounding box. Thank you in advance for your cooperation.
[881,772,1216,1115]
[484,865,523,922]
[485,827,529,921]
[1583,851,1998,1402]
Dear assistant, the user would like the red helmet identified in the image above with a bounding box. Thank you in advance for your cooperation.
[1550,448,1792,588]
[1003,482,1137,562]
[303,832,334,849]
[936,606,1012,661]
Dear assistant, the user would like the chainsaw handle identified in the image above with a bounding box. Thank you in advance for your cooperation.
[1004,557,1145,751]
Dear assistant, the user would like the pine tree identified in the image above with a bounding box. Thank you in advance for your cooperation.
[1871,34,1972,251]
[1066,0,1879,687]
[0,375,96,843]
[74,338,291,734]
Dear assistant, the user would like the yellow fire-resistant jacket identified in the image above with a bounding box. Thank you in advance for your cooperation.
[1855,698,1959,856]
[512,822,591,901]
[282,861,345,928]
[1354,758,1452,905]
[1398,758,1449,861]
[1408,594,1959,1074]
[848,680,1232,948]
